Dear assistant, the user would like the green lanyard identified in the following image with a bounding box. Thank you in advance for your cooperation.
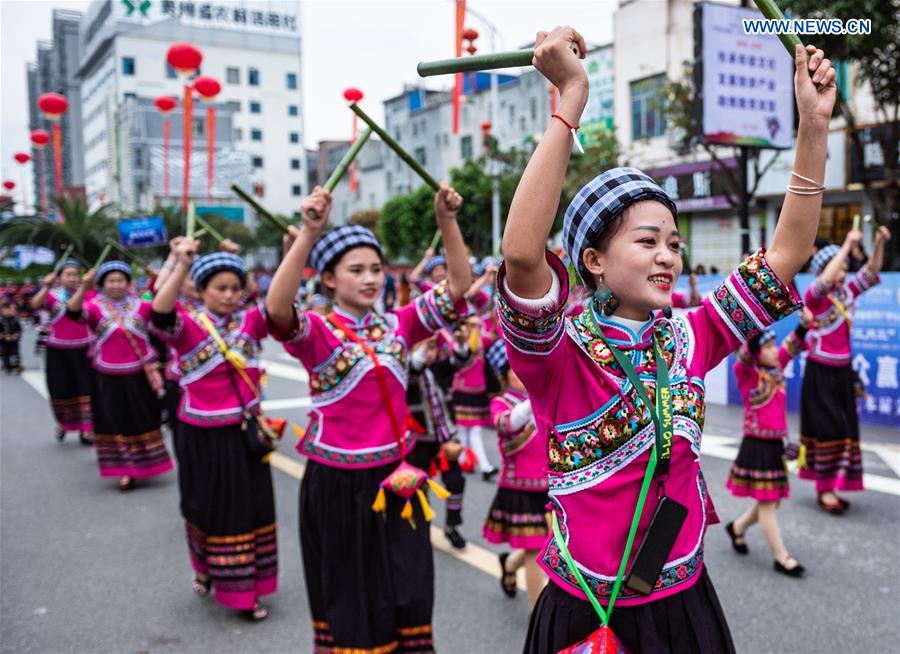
[551,336,672,625]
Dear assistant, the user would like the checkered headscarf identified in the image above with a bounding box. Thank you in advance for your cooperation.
[809,244,840,276]
[309,225,383,275]
[423,255,447,276]
[563,167,677,287]
[97,260,131,284]
[485,338,510,378]
[190,252,246,289]
[472,261,486,277]
[59,259,80,271]
[758,329,776,347]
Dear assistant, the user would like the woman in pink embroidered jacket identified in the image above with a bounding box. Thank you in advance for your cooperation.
[266,184,471,653]
[724,309,811,578]
[30,261,94,444]
[501,28,836,654]
[151,245,276,622]
[67,261,172,492]
[484,338,549,607]
[799,225,891,514]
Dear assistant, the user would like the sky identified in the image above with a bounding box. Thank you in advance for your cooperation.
[0,0,618,209]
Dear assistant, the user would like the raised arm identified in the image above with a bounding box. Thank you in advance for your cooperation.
[433,183,472,301]
[465,263,496,300]
[409,246,436,284]
[265,187,330,331]
[152,238,198,315]
[502,26,587,298]
[66,269,96,314]
[819,229,860,287]
[30,273,56,311]
[863,226,891,275]
[766,44,837,283]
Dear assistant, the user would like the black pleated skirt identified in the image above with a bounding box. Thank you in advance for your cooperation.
[300,459,435,653]
[45,346,93,432]
[174,420,277,610]
[524,568,735,654]
[799,360,863,492]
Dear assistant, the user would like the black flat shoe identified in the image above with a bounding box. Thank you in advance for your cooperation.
[725,522,748,554]
[241,603,268,621]
[482,467,499,482]
[817,495,845,515]
[498,553,517,599]
[55,429,66,443]
[444,527,467,550]
[774,557,805,578]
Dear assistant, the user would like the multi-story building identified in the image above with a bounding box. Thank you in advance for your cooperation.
[75,0,305,223]
[26,10,86,211]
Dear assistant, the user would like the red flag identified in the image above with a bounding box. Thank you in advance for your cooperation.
[452,0,466,134]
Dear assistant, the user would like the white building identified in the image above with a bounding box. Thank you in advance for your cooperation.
[77,0,305,223]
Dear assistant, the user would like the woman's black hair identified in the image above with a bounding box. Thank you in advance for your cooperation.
[322,244,386,276]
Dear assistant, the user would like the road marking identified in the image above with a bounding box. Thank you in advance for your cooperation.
[15,368,900,508]
[268,451,528,591]
[261,360,309,383]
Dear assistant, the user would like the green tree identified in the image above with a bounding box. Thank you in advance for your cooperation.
[780,0,899,267]
[378,185,436,261]
[0,196,118,262]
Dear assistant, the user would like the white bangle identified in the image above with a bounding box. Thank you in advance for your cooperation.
[791,171,821,186]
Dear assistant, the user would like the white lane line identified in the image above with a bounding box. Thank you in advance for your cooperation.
[15,370,900,501]
[267,451,527,592]
[261,397,311,412]
[261,359,309,383]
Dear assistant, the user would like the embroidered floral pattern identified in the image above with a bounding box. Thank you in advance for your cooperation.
[414,280,464,333]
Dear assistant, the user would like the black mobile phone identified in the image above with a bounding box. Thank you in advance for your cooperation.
[624,496,688,596]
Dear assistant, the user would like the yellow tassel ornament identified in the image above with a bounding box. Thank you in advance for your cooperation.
[426,478,451,500]
[417,489,436,522]
[371,487,387,513]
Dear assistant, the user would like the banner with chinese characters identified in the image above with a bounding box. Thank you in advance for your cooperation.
[696,1,794,149]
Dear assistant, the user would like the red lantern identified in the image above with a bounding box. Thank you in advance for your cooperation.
[343,87,363,104]
[166,43,203,214]
[154,95,176,115]
[3,180,15,191]
[30,129,50,149]
[155,96,177,199]
[37,93,69,120]
[193,77,221,201]
[343,88,365,193]
[13,153,31,213]
[462,27,479,41]
[14,152,31,165]
[165,43,203,76]
[466,43,478,55]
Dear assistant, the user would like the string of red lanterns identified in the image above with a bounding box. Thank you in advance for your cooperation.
[193,76,221,203]
[30,129,49,215]
[166,42,203,215]
[343,88,364,193]
[13,152,31,214]
[37,92,69,208]
[154,95,177,199]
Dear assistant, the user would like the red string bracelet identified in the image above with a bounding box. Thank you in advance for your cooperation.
[551,114,585,153]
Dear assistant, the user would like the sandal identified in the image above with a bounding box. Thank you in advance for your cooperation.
[498,553,517,599]
[192,575,211,598]
[79,432,94,446]
[118,476,135,492]
[725,522,748,554]
[817,494,845,515]
[241,603,269,621]
[774,556,805,578]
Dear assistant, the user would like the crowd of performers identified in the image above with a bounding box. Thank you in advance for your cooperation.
[22,29,894,653]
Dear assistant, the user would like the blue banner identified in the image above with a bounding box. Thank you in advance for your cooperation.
[118,216,167,248]
[674,272,899,428]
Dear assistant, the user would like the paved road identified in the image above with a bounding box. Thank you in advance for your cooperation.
[2,326,898,653]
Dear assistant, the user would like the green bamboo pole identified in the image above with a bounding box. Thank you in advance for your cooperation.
[93,243,113,269]
[51,244,75,275]
[193,214,226,243]
[186,201,197,239]
[430,230,441,250]
[324,127,373,192]
[193,227,209,239]
[751,0,804,56]
[105,237,146,266]
[349,103,440,191]
[231,184,290,234]
[417,43,581,77]
[418,49,533,77]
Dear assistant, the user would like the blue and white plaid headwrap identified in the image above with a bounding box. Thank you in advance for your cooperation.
[59,259,80,271]
[309,225,382,275]
[809,244,840,276]
[485,339,510,378]
[97,260,131,283]
[423,255,447,276]
[472,261,486,277]
[190,252,246,288]
[758,329,777,347]
[563,167,678,287]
